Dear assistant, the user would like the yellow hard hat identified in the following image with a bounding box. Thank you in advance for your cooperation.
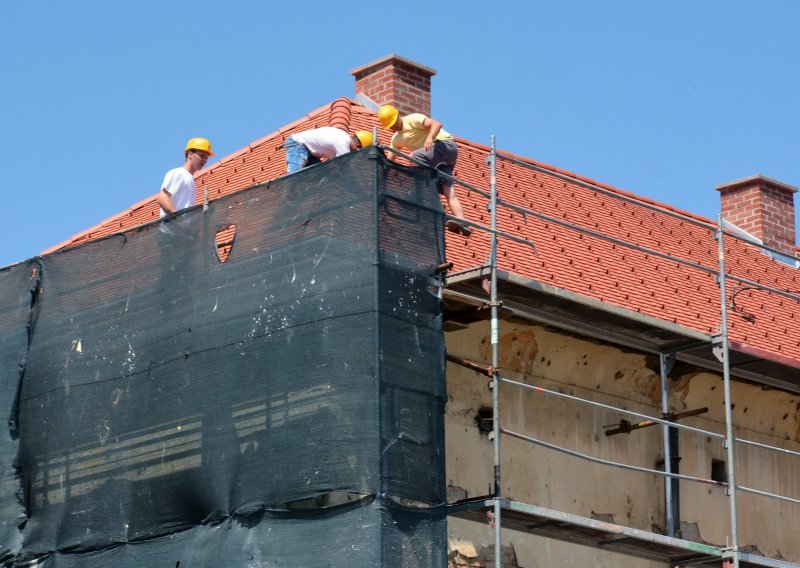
[378,105,399,129]
[185,137,215,156]
[353,130,374,148]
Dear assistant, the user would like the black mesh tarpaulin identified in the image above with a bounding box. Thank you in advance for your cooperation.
[0,149,448,566]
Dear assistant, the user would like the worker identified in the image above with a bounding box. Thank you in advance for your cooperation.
[378,104,471,236]
[285,128,374,173]
[156,138,214,217]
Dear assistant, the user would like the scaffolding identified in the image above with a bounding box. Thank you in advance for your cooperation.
[385,139,800,568]
[3,138,799,566]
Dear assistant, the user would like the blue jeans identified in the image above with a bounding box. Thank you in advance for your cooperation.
[285,136,321,173]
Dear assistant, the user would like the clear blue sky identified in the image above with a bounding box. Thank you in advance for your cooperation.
[2,1,798,268]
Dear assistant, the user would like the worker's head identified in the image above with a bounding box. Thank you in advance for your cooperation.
[184,137,215,158]
[184,138,214,172]
[378,105,400,130]
[352,130,374,150]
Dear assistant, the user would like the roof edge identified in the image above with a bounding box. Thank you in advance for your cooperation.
[44,99,360,256]
[498,269,713,342]
[41,193,160,255]
[730,340,800,371]
[715,174,798,194]
[449,266,800,386]
[446,266,712,344]
[350,54,436,77]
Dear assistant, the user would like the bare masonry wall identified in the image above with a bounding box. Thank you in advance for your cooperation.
[445,319,800,565]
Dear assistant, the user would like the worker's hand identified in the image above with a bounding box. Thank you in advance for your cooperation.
[421,118,442,153]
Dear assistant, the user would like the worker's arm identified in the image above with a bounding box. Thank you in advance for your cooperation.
[421,117,443,152]
[155,189,176,215]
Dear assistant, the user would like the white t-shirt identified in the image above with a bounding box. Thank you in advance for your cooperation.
[291,127,351,159]
[161,167,196,217]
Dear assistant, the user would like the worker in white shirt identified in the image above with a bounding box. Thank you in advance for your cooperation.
[285,127,373,173]
[156,137,214,216]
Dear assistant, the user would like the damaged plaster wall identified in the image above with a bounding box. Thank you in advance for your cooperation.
[444,318,800,564]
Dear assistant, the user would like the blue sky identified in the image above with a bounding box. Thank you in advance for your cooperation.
[2,1,798,268]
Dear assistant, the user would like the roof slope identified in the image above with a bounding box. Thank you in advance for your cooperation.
[44,99,800,367]
[449,141,800,366]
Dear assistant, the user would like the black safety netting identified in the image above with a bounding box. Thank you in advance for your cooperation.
[0,149,449,567]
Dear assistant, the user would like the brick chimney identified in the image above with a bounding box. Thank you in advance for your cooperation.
[716,175,798,256]
[351,54,436,117]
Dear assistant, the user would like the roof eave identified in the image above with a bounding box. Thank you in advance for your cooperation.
[445,267,800,394]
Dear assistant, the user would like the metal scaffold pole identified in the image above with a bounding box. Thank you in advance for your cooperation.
[489,135,502,568]
[370,139,387,568]
[660,352,676,537]
[716,215,740,568]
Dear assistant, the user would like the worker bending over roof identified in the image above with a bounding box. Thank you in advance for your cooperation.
[285,127,374,173]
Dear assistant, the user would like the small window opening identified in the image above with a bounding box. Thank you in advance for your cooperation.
[215,224,237,263]
[711,459,727,483]
[273,490,370,511]
[476,406,494,436]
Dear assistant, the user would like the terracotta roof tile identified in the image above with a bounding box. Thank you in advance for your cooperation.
[445,138,800,365]
[45,98,800,368]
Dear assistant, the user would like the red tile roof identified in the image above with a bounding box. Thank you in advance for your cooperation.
[446,141,800,367]
[44,99,800,368]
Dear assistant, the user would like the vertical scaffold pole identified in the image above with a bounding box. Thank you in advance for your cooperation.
[659,352,675,537]
[489,135,502,568]
[716,216,740,568]
[370,142,385,568]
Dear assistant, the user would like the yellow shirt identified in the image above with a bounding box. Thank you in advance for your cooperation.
[390,113,454,151]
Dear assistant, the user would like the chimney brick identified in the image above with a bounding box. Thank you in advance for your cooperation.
[351,54,436,117]
[716,175,798,256]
